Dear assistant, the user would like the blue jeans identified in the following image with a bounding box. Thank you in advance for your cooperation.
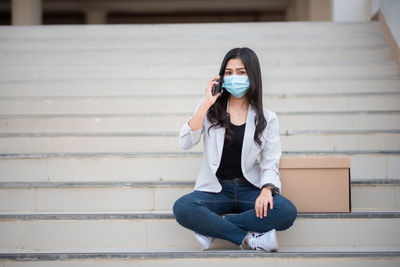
[173,178,297,246]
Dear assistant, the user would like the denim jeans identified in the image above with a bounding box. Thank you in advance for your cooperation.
[173,178,297,246]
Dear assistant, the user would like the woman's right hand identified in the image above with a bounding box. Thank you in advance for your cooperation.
[187,75,222,132]
[203,75,222,108]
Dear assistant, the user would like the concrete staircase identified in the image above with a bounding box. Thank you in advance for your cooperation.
[0,21,399,266]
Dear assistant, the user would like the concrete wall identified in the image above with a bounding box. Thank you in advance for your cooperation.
[380,0,400,46]
[11,0,42,25]
[287,0,332,21]
[332,0,372,22]
[309,0,332,21]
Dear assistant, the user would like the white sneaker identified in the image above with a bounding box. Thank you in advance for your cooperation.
[247,229,278,252]
[194,232,215,250]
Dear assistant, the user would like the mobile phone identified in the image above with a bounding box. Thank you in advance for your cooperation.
[212,76,224,96]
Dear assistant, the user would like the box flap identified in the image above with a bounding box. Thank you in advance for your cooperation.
[280,156,351,169]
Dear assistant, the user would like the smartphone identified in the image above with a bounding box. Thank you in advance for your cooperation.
[212,76,224,96]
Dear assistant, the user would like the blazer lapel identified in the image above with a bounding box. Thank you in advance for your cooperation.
[216,126,225,159]
[215,98,229,161]
[242,105,256,164]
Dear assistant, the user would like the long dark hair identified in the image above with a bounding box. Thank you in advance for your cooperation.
[207,47,267,148]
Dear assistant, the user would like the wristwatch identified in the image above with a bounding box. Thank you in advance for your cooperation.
[261,183,280,195]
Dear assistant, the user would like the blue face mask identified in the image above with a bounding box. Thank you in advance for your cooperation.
[222,75,250,98]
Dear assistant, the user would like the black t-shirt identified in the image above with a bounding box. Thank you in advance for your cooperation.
[216,122,246,179]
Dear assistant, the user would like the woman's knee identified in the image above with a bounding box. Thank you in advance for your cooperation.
[173,196,187,221]
[276,195,297,230]
[173,194,197,224]
[285,199,297,227]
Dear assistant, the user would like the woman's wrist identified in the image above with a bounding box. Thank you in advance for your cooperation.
[261,183,279,195]
[261,186,272,194]
[201,98,213,110]
[188,100,212,131]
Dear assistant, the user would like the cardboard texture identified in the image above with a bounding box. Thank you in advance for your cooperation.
[279,156,351,213]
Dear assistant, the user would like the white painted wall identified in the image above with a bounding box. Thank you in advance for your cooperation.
[380,0,400,46]
[371,0,381,16]
[331,0,372,21]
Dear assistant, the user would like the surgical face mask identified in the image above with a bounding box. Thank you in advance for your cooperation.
[222,75,250,98]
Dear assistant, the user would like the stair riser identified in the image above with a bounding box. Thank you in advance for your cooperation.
[0,156,399,182]
[0,36,386,51]
[0,134,398,153]
[0,95,399,114]
[0,80,399,97]
[0,64,396,80]
[0,184,398,213]
[1,257,399,267]
[0,51,393,65]
[0,218,399,251]
[351,185,400,211]
[1,113,399,133]
[0,23,381,39]
[0,186,186,213]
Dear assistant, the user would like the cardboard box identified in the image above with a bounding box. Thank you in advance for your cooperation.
[279,156,351,213]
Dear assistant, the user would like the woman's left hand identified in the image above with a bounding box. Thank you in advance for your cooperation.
[255,187,274,219]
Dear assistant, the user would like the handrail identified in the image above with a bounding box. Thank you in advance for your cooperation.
[373,2,400,75]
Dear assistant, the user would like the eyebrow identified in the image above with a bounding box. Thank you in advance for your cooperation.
[225,67,246,70]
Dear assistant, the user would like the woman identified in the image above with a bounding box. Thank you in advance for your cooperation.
[173,47,297,252]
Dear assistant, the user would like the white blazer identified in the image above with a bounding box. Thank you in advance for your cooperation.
[178,96,282,193]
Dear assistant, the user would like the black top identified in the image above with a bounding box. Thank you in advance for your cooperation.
[216,122,246,179]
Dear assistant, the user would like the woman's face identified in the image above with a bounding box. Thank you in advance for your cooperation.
[224,58,247,76]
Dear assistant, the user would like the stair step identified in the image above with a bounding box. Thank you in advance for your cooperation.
[0,133,398,153]
[0,62,396,81]
[0,212,398,252]
[0,112,398,133]
[0,49,393,66]
[352,180,400,211]
[0,251,399,267]
[0,22,381,39]
[2,211,398,219]
[0,153,398,182]
[0,94,399,114]
[0,180,398,213]
[1,79,399,97]
[2,251,400,259]
[0,35,386,51]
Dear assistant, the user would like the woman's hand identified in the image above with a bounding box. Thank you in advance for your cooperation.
[202,75,222,108]
[255,187,274,219]
[187,75,222,131]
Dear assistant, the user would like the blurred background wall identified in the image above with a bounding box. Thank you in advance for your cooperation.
[0,0,385,26]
